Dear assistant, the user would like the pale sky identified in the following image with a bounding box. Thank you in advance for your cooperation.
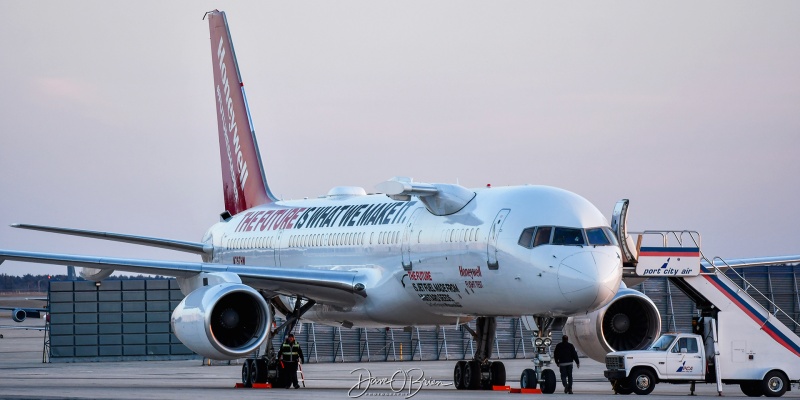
[1,1,799,276]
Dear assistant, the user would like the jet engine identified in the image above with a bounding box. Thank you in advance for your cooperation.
[563,287,661,363]
[171,282,271,360]
[12,308,41,322]
[79,267,114,281]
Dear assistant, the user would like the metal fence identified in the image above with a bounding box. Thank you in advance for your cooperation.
[47,264,800,363]
[47,279,196,362]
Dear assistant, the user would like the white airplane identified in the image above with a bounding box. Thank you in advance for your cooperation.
[1,10,797,392]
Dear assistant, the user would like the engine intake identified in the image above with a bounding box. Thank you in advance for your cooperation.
[563,287,661,363]
[171,283,271,360]
[12,308,41,322]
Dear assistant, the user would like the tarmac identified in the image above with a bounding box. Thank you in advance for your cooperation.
[1,323,799,399]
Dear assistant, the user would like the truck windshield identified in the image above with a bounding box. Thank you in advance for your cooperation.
[649,335,676,351]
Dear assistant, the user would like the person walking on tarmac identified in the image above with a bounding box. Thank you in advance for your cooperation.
[553,335,580,394]
[278,333,304,389]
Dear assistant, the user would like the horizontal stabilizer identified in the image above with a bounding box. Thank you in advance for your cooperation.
[11,224,211,255]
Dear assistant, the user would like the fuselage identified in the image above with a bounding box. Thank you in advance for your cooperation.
[205,185,622,327]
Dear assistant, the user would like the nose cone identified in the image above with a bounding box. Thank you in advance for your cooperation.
[558,250,621,312]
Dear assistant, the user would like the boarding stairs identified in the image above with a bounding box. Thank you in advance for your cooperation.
[623,230,800,393]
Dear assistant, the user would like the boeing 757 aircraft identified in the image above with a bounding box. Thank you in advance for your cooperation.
[1,10,798,392]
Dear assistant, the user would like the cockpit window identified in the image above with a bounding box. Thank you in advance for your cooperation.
[533,227,552,247]
[518,226,616,249]
[586,227,611,245]
[552,227,585,245]
[603,227,619,246]
[518,227,535,248]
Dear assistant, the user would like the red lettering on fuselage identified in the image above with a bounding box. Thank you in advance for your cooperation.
[408,271,432,281]
[459,266,482,279]
[235,207,309,233]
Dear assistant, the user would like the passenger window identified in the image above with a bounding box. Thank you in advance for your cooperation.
[586,228,611,246]
[552,227,585,245]
[518,227,535,248]
[533,227,552,247]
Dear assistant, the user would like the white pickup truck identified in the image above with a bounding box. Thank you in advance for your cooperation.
[604,332,793,397]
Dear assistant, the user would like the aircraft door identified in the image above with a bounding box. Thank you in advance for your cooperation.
[401,208,422,271]
[486,209,510,270]
[274,229,285,267]
[611,199,638,265]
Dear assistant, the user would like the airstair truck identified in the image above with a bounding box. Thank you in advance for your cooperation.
[604,231,800,397]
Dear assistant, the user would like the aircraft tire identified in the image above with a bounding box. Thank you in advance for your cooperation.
[241,359,253,388]
[255,359,270,383]
[520,368,537,389]
[541,369,557,394]
[464,360,481,390]
[249,359,261,384]
[453,361,467,390]
[490,361,506,387]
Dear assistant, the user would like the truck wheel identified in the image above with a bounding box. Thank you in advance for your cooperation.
[541,369,557,394]
[740,381,763,397]
[520,368,537,389]
[630,369,656,395]
[614,380,633,395]
[761,371,788,397]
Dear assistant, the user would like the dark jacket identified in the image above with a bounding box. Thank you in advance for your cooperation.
[553,341,580,367]
[278,340,304,363]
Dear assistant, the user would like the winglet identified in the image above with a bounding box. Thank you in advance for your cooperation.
[207,10,276,215]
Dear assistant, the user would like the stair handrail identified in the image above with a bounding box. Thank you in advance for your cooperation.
[710,256,800,331]
[632,230,703,249]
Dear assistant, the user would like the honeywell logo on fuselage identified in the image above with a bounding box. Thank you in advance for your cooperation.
[459,266,482,279]
[216,37,249,202]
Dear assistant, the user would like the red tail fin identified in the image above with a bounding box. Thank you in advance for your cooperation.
[207,10,275,215]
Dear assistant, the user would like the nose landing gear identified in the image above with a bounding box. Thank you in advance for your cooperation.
[519,316,560,394]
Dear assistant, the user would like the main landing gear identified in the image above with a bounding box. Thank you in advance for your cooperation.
[453,317,507,390]
[519,316,560,394]
[241,295,315,388]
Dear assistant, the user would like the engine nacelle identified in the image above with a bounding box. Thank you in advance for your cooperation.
[563,287,661,363]
[12,308,41,322]
[171,283,271,360]
[79,267,114,281]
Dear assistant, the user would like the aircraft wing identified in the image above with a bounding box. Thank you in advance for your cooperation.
[0,250,367,307]
[0,325,46,331]
[0,307,48,312]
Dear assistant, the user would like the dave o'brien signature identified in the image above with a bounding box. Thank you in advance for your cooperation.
[348,367,452,398]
